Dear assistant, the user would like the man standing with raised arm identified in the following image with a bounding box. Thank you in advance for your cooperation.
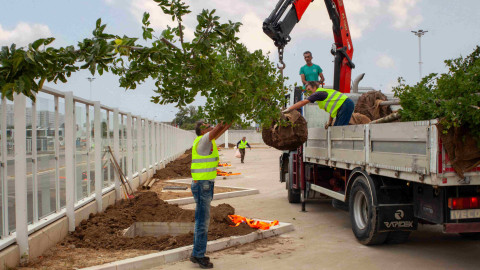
[190,121,231,269]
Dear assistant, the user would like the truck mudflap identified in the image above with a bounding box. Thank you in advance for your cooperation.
[377,204,418,232]
[444,222,480,233]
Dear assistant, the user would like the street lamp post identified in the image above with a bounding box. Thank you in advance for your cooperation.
[411,29,428,81]
[87,77,96,100]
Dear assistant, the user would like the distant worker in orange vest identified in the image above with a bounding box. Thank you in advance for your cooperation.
[236,137,251,163]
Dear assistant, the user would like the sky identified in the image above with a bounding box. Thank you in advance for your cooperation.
[1,0,480,121]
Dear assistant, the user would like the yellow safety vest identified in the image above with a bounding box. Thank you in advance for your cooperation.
[315,88,348,118]
[191,136,219,181]
[239,140,248,149]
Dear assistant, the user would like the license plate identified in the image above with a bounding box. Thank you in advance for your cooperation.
[450,209,480,220]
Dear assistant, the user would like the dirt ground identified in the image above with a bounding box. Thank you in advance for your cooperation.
[150,150,192,180]
[144,181,240,200]
[218,143,236,148]
[23,192,255,270]
[21,150,253,270]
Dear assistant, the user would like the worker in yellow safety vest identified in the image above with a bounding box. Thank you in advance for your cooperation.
[190,120,231,269]
[236,137,251,163]
[282,81,354,129]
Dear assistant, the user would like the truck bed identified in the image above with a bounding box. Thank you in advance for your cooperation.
[303,104,480,186]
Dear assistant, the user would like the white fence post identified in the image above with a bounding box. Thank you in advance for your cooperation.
[64,92,76,232]
[14,93,28,261]
[152,122,157,170]
[94,102,102,212]
[1,98,8,236]
[31,98,38,223]
[136,117,143,184]
[161,124,165,166]
[54,97,60,212]
[126,114,133,191]
[85,105,91,196]
[145,120,150,179]
[156,123,161,166]
[113,108,121,200]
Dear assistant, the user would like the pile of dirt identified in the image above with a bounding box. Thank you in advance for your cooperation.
[218,143,236,148]
[262,110,308,150]
[153,149,192,180]
[354,91,392,121]
[437,124,480,178]
[62,192,256,251]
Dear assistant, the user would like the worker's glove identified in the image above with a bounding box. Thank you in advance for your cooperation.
[282,109,292,114]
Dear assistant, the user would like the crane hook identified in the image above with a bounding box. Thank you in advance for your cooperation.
[277,46,286,70]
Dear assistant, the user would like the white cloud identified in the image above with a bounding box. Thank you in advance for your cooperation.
[238,12,276,53]
[376,54,395,68]
[388,0,422,29]
[0,23,52,47]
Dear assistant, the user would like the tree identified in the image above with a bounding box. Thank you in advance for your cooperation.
[172,105,200,129]
[393,46,480,138]
[0,0,286,126]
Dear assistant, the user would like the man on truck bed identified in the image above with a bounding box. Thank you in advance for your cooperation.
[283,81,354,128]
[300,51,325,86]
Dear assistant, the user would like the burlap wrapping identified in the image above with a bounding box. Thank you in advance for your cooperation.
[354,91,392,121]
[262,110,308,150]
[437,123,480,178]
[349,113,371,125]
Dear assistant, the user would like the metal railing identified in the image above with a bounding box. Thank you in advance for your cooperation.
[0,86,196,259]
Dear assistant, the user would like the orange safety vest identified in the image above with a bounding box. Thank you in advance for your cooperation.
[228,215,279,230]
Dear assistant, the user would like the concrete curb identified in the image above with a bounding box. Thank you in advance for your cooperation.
[165,188,259,205]
[80,221,294,270]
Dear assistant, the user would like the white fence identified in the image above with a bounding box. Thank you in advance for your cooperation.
[0,87,196,259]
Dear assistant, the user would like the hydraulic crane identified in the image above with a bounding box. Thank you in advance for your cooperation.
[263,0,355,93]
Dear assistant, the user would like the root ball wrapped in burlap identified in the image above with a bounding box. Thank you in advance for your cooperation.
[354,91,392,121]
[262,110,308,150]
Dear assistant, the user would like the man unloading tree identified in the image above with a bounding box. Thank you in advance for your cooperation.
[283,81,354,128]
[236,137,251,163]
[190,121,231,269]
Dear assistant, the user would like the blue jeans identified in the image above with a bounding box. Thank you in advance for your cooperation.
[334,98,354,126]
[191,180,214,258]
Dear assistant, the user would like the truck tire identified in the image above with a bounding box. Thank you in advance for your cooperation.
[386,231,411,244]
[332,199,349,211]
[349,175,387,245]
[286,172,300,203]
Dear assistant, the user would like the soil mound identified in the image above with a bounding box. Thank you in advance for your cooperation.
[262,110,308,150]
[153,149,192,180]
[354,91,392,121]
[218,143,236,148]
[63,192,255,251]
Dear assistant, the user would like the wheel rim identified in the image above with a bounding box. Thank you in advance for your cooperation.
[353,190,368,230]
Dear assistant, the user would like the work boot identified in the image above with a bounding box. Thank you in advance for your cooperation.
[190,256,213,269]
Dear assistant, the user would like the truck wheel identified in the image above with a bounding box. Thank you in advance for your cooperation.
[286,172,300,203]
[349,175,387,245]
[332,199,349,211]
[386,231,411,244]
